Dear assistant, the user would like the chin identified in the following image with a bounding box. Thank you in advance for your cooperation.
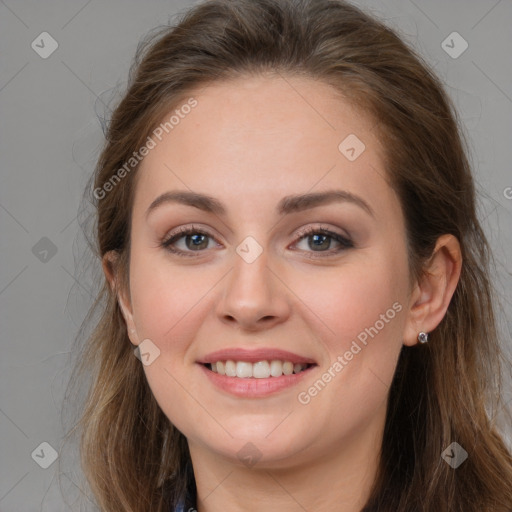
[200,421,314,465]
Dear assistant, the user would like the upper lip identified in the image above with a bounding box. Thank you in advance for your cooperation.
[198,348,317,365]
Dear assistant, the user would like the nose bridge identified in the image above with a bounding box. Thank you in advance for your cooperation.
[216,241,290,329]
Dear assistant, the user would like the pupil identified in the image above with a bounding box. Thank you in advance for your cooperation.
[310,234,330,251]
[187,234,207,250]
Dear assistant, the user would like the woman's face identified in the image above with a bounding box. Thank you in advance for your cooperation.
[119,74,416,468]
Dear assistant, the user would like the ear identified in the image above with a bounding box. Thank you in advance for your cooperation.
[403,234,462,346]
[102,250,140,346]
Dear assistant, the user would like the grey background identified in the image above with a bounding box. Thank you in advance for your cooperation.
[1,0,511,510]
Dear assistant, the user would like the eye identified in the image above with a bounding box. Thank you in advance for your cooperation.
[160,224,354,258]
[160,225,220,257]
[292,226,353,257]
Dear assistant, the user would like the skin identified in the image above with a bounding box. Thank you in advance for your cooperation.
[104,74,462,512]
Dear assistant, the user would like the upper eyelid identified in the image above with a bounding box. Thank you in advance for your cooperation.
[163,224,217,241]
[294,224,350,239]
[163,224,347,240]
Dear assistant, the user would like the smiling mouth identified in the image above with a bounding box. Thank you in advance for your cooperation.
[203,360,316,378]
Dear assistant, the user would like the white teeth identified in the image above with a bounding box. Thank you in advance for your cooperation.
[253,361,271,379]
[270,360,283,377]
[282,361,294,375]
[207,360,311,378]
[236,361,253,378]
[225,360,236,377]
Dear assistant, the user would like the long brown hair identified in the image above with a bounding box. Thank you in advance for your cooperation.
[65,0,512,510]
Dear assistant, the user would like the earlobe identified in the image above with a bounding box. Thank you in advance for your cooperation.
[102,250,140,346]
[117,295,140,346]
[403,234,462,346]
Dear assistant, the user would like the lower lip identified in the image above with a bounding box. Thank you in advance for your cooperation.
[198,364,315,398]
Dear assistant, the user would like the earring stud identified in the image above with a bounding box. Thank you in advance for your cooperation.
[418,331,429,344]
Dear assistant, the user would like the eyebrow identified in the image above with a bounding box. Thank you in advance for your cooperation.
[145,189,374,219]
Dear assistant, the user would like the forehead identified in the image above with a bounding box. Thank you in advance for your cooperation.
[133,74,393,216]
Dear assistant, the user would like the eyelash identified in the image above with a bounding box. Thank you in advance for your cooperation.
[160,224,354,258]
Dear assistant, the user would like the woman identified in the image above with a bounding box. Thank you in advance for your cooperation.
[68,0,512,510]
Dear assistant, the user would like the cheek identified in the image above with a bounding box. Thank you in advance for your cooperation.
[298,256,406,341]
[127,250,219,433]
[291,265,406,437]
[128,249,213,349]
[292,250,408,390]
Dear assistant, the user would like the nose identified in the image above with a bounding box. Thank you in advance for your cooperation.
[216,247,291,332]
